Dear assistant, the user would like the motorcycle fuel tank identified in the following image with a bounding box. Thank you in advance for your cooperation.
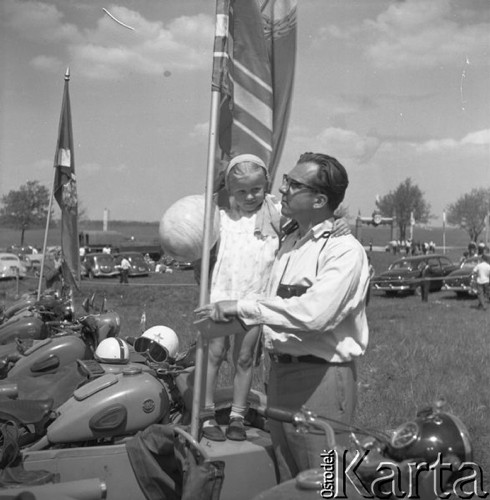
[47,368,169,444]
[8,335,92,378]
[0,314,47,344]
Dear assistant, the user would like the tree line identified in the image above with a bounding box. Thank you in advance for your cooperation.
[375,178,490,242]
[1,179,489,245]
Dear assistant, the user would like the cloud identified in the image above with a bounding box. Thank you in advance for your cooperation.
[292,127,382,164]
[366,0,490,69]
[79,162,102,175]
[325,0,490,70]
[78,9,214,79]
[79,162,129,174]
[2,0,81,43]
[462,129,490,146]
[30,55,62,72]
[415,128,490,152]
[189,122,209,141]
[3,1,214,80]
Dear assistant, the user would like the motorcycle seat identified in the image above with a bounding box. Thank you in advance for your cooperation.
[0,398,54,426]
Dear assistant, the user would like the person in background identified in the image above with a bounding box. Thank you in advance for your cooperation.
[119,256,131,285]
[196,152,370,481]
[45,251,63,291]
[472,253,490,311]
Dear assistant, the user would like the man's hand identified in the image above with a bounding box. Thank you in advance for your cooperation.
[194,300,238,323]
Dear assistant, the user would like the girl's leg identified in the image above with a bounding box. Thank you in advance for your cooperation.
[227,326,261,440]
[202,336,228,441]
[203,335,228,414]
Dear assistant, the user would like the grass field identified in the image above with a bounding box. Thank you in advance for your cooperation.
[1,250,489,484]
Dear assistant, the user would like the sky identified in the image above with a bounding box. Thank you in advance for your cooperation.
[1,0,489,225]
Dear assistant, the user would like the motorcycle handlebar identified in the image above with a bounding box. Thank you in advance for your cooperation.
[256,405,337,448]
[262,406,295,423]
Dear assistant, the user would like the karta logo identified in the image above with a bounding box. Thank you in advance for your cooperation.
[320,450,488,499]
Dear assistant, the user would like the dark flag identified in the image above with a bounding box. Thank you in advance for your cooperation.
[53,68,80,286]
[212,0,297,185]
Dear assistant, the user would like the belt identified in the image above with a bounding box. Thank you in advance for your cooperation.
[269,353,328,364]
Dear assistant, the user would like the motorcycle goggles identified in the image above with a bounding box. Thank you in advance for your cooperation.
[133,336,169,363]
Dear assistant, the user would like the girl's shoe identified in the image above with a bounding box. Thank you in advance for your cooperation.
[226,417,247,441]
[201,418,226,442]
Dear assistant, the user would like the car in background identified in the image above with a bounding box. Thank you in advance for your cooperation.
[372,254,457,297]
[442,256,480,297]
[173,260,194,271]
[113,252,150,277]
[82,253,120,279]
[0,253,28,279]
[6,245,43,270]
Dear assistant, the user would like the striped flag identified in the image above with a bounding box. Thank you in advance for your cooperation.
[212,0,297,185]
[53,68,80,286]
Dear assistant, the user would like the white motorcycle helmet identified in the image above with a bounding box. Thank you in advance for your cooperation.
[134,325,180,363]
[94,337,130,364]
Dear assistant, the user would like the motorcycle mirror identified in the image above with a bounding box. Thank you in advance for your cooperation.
[89,292,96,309]
[82,297,90,313]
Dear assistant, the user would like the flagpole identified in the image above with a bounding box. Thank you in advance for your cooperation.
[37,178,55,300]
[191,89,220,439]
[442,210,446,255]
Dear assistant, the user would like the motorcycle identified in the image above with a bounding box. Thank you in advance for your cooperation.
[0,292,74,345]
[0,311,121,387]
[13,399,474,500]
[0,322,475,499]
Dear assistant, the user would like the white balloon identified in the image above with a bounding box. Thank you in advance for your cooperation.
[159,194,220,262]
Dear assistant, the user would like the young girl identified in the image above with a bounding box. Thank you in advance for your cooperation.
[201,154,348,441]
[201,153,279,442]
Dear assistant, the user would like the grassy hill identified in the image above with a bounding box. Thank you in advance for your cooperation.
[0,220,478,257]
[0,221,160,251]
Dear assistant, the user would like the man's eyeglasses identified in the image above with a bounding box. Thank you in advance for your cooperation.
[133,336,169,363]
[281,174,319,193]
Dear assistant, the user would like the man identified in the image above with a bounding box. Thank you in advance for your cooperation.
[195,152,370,481]
[472,253,490,310]
[119,256,131,284]
[45,251,63,291]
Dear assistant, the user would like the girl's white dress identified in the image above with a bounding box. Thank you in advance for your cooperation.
[210,207,279,303]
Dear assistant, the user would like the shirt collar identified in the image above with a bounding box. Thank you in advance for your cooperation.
[311,218,334,239]
[293,218,334,243]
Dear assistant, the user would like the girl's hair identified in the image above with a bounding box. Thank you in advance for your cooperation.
[227,161,268,188]
[225,154,269,190]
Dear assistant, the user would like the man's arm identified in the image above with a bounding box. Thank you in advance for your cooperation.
[196,241,369,333]
[238,242,368,333]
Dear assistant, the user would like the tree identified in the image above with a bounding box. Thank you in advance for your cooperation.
[375,178,432,241]
[0,181,50,245]
[446,188,490,243]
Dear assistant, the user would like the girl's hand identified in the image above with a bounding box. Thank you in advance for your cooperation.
[332,217,351,237]
[194,300,238,323]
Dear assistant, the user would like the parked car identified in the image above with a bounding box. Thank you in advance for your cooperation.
[173,260,194,271]
[113,252,150,277]
[6,245,43,269]
[0,253,28,279]
[442,256,480,297]
[372,254,457,296]
[82,253,120,279]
